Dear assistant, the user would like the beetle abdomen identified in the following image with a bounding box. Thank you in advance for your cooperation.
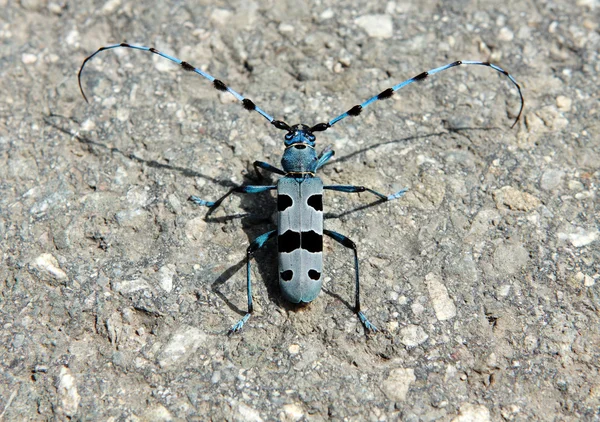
[277,177,324,303]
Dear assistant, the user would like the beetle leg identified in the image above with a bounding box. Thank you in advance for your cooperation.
[324,185,407,202]
[229,230,277,334]
[324,229,377,333]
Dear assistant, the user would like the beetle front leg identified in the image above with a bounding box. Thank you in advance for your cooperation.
[253,161,286,180]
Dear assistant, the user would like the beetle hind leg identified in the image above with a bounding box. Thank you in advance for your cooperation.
[324,229,378,333]
[229,230,277,334]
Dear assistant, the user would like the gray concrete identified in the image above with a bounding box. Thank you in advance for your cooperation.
[1,0,598,420]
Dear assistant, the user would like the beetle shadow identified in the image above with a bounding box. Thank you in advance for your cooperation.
[44,113,289,319]
[199,164,284,318]
[328,130,444,165]
[43,114,238,189]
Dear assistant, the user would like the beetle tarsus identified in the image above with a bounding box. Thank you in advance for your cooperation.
[358,311,378,333]
[229,313,251,335]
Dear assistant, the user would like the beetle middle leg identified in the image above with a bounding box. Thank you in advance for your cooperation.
[324,229,377,332]
[324,184,407,201]
[189,185,276,209]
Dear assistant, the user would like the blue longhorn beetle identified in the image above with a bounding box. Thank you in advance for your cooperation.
[79,43,524,334]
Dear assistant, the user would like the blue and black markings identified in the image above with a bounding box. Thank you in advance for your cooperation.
[277,230,322,253]
[277,195,293,211]
[307,195,323,211]
[79,42,524,334]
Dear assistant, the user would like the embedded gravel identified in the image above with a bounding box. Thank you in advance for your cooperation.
[1,0,598,420]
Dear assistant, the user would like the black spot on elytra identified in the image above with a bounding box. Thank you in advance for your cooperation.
[308,269,321,280]
[279,231,300,253]
[280,270,293,281]
[302,231,323,253]
[278,195,293,212]
[307,194,323,211]
[278,230,323,253]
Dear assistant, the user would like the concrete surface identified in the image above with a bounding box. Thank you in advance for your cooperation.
[1,0,599,420]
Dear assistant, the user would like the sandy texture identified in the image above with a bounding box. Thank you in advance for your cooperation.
[1,0,598,420]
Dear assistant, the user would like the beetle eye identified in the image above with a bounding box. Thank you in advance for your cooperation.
[308,134,315,141]
[285,133,293,140]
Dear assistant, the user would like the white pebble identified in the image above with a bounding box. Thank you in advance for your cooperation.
[584,274,595,287]
[556,95,572,111]
[21,53,37,64]
[498,27,514,41]
[210,8,232,25]
[355,14,393,39]
[320,9,334,20]
[58,367,81,417]
[48,2,62,14]
[400,325,428,347]
[453,403,491,422]
[238,403,263,422]
[282,404,304,421]
[32,253,67,281]
[158,265,176,293]
[382,368,415,401]
[112,278,150,294]
[157,325,207,368]
[81,119,96,131]
[101,0,121,14]
[425,273,457,321]
[558,228,598,247]
[279,23,294,33]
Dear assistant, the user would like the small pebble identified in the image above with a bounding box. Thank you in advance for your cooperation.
[382,368,416,402]
[320,9,334,20]
[498,27,514,41]
[32,253,67,281]
[400,325,428,347]
[355,14,393,39]
[556,95,572,111]
[282,404,304,421]
[453,403,491,422]
[101,0,121,14]
[22,53,37,64]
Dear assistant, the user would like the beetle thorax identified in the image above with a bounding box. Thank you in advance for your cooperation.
[281,124,318,174]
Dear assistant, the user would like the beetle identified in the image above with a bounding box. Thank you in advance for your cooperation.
[79,42,523,333]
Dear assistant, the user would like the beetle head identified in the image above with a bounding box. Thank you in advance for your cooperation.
[271,120,331,147]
